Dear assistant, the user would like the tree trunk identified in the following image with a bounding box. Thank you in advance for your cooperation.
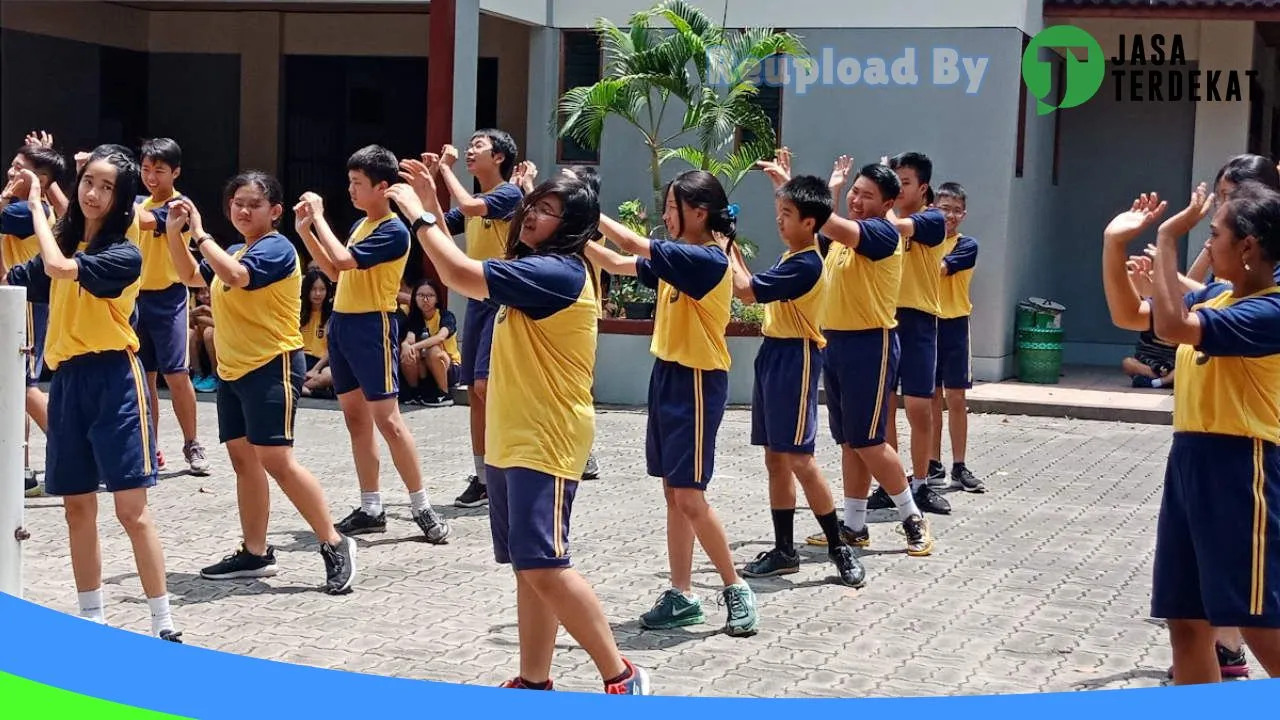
[649,143,663,222]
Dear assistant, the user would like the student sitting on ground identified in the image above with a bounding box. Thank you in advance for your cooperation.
[398,278,460,407]
[300,267,335,398]
[188,286,217,392]
[1122,254,1176,388]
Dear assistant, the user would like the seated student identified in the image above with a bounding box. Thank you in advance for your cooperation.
[1121,254,1176,388]
[399,278,460,407]
[300,267,335,398]
[188,286,217,392]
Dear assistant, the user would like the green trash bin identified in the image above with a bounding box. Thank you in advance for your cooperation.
[1017,326,1064,384]
[1015,302,1037,329]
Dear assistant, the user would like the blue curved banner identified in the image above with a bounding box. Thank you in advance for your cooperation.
[0,592,1275,717]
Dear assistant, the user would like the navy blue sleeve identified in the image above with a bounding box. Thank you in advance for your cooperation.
[198,256,216,286]
[645,239,728,300]
[76,241,142,299]
[1184,283,1230,310]
[482,254,585,321]
[944,235,979,273]
[1195,293,1280,357]
[239,234,297,290]
[852,218,901,261]
[908,207,946,247]
[5,255,51,303]
[149,204,171,235]
[0,202,35,237]
[444,208,465,236]
[482,183,524,220]
[750,251,822,304]
[350,218,410,269]
[635,258,660,289]
[439,309,458,337]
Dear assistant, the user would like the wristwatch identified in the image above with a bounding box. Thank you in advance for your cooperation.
[411,212,438,235]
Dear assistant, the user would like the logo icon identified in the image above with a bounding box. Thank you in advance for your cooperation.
[1022,25,1105,115]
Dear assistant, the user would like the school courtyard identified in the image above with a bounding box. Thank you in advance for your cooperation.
[15,398,1268,696]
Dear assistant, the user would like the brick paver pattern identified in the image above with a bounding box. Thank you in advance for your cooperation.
[16,400,1270,695]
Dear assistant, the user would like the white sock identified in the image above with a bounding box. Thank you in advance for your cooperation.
[909,476,926,493]
[846,497,869,532]
[473,456,487,485]
[147,595,174,636]
[408,489,430,513]
[361,491,383,516]
[890,487,921,521]
[676,587,698,602]
[77,589,105,624]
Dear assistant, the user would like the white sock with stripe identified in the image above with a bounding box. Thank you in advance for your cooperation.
[77,588,105,624]
[409,490,430,513]
[148,594,175,636]
[361,491,383,516]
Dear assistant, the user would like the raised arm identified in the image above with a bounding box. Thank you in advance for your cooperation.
[436,146,489,217]
[1101,193,1168,331]
[20,171,77,280]
[164,200,206,287]
[727,243,755,302]
[388,162,488,300]
[1152,184,1215,346]
[298,192,358,275]
[584,241,639,277]
[169,197,257,289]
[293,202,337,281]
[598,215,653,258]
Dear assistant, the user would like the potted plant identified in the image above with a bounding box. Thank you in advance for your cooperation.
[614,277,657,319]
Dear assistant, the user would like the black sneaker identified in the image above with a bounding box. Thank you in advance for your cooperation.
[829,545,866,588]
[454,476,488,508]
[914,483,952,515]
[321,535,357,595]
[334,507,386,536]
[803,523,869,548]
[741,547,800,577]
[200,544,279,580]
[926,460,946,486]
[902,514,934,557]
[424,392,454,408]
[867,485,893,510]
[582,453,600,480]
[951,465,986,493]
[159,630,183,643]
[413,506,452,544]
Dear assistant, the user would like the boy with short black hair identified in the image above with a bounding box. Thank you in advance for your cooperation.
[296,144,450,544]
[928,181,985,493]
[734,152,864,587]
[129,137,210,477]
[435,129,524,508]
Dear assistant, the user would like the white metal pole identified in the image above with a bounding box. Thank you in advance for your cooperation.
[0,285,28,598]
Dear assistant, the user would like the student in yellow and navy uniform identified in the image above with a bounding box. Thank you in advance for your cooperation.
[388,166,651,695]
[584,169,758,638]
[294,145,450,544]
[723,168,865,589]
[805,160,935,561]
[399,278,461,407]
[1103,181,1280,683]
[161,171,356,596]
[878,151,950,517]
[126,138,211,477]
[299,267,334,398]
[928,182,986,494]
[2,140,66,495]
[1,149,183,642]
[438,129,524,508]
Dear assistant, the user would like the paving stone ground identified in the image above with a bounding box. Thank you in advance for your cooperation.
[15,398,1270,696]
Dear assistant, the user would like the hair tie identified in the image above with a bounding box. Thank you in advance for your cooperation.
[726,203,739,220]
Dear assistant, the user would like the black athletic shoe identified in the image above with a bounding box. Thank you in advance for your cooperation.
[582,453,600,480]
[951,465,987,493]
[423,392,454,408]
[334,507,386,536]
[321,535,357,595]
[159,630,184,643]
[867,485,894,510]
[413,506,452,544]
[829,545,866,588]
[200,544,279,580]
[914,483,952,515]
[926,460,947,486]
[742,548,800,577]
[454,476,488,508]
[902,514,934,556]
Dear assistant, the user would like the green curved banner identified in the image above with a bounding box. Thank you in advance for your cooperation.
[0,671,191,719]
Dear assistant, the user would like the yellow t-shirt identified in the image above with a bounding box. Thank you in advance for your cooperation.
[821,217,903,332]
[333,213,410,314]
[483,254,597,479]
[1174,285,1280,440]
[753,245,827,348]
[895,207,948,316]
[205,233,303,381]
[301,311,328,358]
[938,234,979,320]
[637,239,732,371]
[443,182,524,262]
[128,192,187,291]
[422,310,461,364]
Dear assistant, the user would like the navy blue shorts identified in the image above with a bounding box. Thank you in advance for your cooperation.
[328,311,399,401]
[487,466,578,570]
[217,351,304,447]
[1152,433,1280,627]
[135,283,190,375]
[25,302,48,387]
[45,351,157,495]
[646,359,728,489]
[460,300,496,385]
[936,316,972,390]
[895,308,939,399]
[823,329,899,449]
[751,338,822,454]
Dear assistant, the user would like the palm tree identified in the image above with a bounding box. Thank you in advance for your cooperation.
[556,0,811,215]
